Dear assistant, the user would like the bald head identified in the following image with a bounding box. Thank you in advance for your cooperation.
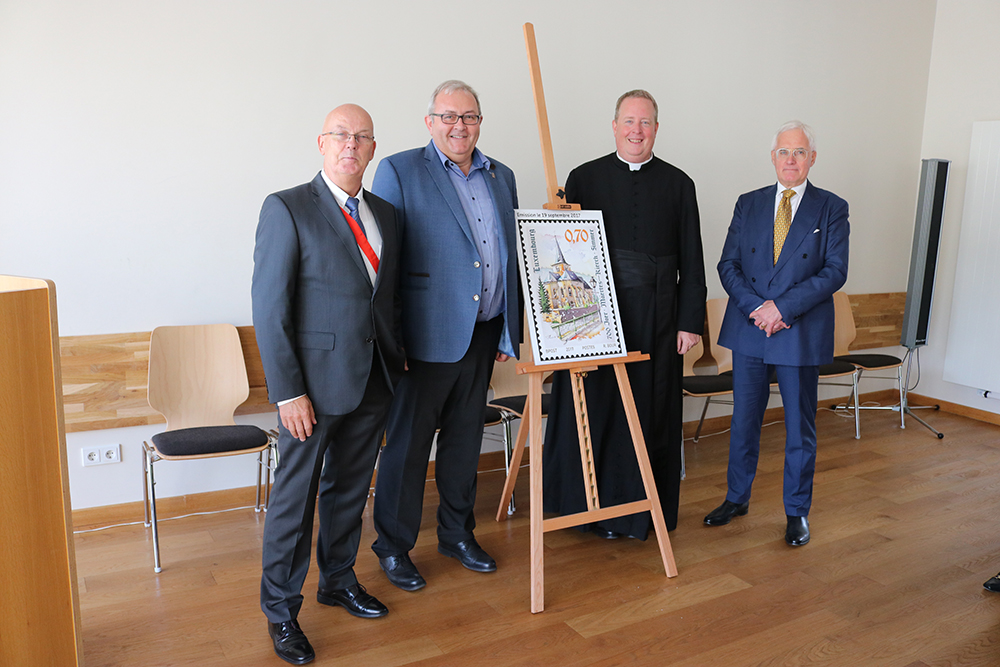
[318,104,376,196]
[322,104,372,135]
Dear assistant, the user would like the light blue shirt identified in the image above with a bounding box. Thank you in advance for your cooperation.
[431,143,506,324]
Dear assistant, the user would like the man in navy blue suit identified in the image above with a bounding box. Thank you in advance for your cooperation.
[704,121,849,546]
[370,80,519,590]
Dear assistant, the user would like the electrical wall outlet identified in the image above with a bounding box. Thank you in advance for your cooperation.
[82,444,122,467]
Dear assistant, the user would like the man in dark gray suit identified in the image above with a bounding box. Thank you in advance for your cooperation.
[252,104,404,665]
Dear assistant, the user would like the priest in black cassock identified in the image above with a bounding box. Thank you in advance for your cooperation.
[543,90,706,536]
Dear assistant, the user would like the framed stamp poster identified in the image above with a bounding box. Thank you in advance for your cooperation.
[514,209,627,364]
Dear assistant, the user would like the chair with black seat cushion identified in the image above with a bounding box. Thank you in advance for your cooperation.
[142,323,276,573]
[830,291,905,434]
[686,297,859,440]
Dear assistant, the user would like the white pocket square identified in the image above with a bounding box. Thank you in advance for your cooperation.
[812,229,820,234]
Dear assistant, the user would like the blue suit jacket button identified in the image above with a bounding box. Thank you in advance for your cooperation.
[366,336,374,343]
[473,294,480,301]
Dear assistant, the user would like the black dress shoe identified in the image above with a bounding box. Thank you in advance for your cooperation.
[268,619,315,665]
[591,526,621,540]
[378,553,426,591]
[785,515,810,546]
[704,499,750,526]
[438,538,497,573]
[984,573,1000,592]
[317,583,388,618]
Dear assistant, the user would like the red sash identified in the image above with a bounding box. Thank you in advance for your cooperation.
[340,206,379,273]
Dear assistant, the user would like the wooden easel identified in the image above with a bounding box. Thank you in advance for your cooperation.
[495,24,677,614]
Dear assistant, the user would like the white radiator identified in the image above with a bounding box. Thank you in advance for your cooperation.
[943,120,1000,393]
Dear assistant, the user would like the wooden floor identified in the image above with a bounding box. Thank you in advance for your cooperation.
[76,408,1000,666]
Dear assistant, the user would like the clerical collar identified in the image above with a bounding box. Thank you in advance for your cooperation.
[616,152,653,171]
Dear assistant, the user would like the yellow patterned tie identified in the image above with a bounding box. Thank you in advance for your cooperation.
[773,189,795,264]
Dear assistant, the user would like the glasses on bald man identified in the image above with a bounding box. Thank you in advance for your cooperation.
[321,131,374,146]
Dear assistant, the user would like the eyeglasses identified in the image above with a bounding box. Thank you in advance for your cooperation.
[429,113,481,125]
[321,131,374,146]
[774,148,811,160]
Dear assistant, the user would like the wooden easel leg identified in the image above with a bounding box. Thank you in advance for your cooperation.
[570,370,600,511]
[528,373,545,612]
[613,364,678,577]
[496,410,530,522]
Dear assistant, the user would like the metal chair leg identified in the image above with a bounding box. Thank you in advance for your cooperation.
[680,430,686,480]
[502,414,516,515]
[265,441,275,510]
[142,442,151,526]
[852,370,860,439]
[254,448,264,512]
[897,365,906,429]
[145,447,162,573]
[693,397,711,442]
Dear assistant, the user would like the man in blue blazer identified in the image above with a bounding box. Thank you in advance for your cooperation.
[370,80,519,590]
[253,104,404,664]
[704,121,849,547]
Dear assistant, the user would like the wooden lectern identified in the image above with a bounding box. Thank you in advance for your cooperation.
[0,276,83,666]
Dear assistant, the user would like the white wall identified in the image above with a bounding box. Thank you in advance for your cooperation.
[912,0,1000,418]
[0,1,946,508]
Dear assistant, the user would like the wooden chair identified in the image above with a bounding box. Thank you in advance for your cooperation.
[682,298,734,442]
[142,323,276,573]
[830,291,905,434]
[681,333,705,377]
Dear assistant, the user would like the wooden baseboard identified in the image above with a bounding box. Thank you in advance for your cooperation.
[72,486,265,531]
[908,392,1000,427]
[682,388,1000,441]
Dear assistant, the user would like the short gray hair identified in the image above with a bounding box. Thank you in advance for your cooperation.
[427,80,481,116]
[772,120,816,152]
[614,89,658,123]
